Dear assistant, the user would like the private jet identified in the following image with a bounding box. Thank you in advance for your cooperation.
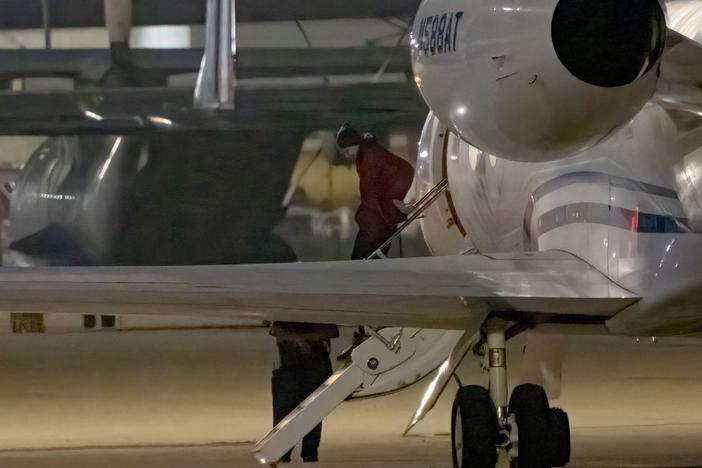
[0,0,701,467]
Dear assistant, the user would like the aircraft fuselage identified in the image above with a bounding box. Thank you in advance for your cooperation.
[418,103,702,307]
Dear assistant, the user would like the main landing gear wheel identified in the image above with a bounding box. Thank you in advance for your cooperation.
[509,384,549,468]
[451,385,498,468]
[547,408,570,467]
[508,384,571,468]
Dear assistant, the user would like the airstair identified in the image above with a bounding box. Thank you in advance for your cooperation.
[252,328,466,466]
[252,178,471,466]
[366,177,448,259]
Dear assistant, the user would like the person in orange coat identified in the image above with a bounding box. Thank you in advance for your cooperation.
[335,123,415,259]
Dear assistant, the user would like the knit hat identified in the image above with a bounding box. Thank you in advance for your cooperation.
[336,123,363,149]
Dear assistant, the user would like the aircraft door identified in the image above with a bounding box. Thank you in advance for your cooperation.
[416,113,473,255]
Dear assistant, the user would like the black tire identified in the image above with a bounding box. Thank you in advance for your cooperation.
[451,385,498,468]
[508,384,550,468]
[547,408,570,467]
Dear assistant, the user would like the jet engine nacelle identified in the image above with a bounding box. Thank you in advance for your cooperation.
[411,0,666,162]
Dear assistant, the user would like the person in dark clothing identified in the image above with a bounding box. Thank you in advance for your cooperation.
[335,123,415,360]
[335,123,415,259]
[270,321,339,463]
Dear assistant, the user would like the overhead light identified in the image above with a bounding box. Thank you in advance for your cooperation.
[148,116,174,126]
[84,110,104,121]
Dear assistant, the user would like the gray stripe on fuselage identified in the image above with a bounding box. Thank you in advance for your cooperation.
[531,171,678,203]
[524,171,681,244]
[534,202,690,238]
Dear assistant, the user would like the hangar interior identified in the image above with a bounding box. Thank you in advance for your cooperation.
[0,1,700,468]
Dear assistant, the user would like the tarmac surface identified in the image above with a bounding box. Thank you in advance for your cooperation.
[0,326,699,467]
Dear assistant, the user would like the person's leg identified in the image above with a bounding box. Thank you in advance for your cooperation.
[351,221,387,259]
[301,423,322,462]
[300,346,333,461]
[352,207,396,259]
[272,343,302,462]
[271,369,293,462]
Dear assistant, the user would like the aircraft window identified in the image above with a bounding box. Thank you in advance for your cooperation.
[83,314,96,329]
[551,0,665,88]
[101,315,116,328]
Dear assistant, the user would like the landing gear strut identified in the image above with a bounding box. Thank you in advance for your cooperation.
[451,318,571,468]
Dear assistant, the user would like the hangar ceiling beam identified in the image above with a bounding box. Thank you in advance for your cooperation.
[0,47,412,81]
[0,83,427,135]
[0,0,421,28]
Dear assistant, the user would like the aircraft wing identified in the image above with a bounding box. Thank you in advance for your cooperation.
[0,251,638,329]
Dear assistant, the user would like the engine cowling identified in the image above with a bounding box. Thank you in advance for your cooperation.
[411,0,666,162]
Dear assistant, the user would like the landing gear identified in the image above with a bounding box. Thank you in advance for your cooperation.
[450,319,571,468]
[509,384,550,468]
[451,385,498,468]
[547,408,571,467]
[508,384,571,468]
